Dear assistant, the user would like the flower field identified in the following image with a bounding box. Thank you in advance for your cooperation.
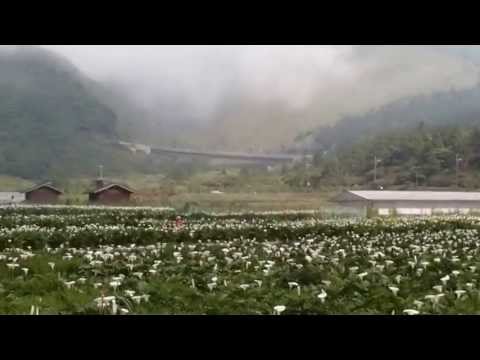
[2,205,480,315]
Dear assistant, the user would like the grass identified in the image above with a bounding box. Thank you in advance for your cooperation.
[28,168,335,211]
[127,168,332,211]
[0,164,353,212]
[157,192,331,212]
[0,176,35,192]
[127,169,333,211]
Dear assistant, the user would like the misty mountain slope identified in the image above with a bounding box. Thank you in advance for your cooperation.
[295,122,480,190]
[87,79,209,148]
[310,83,480,152]
[284,81,480,189]
[75,45,478,152]
[0,46,144,180]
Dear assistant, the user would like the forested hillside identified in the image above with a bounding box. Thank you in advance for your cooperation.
[286,84,480,190]
[0,46,147,180]
[311,84,480,152]
[310,125,480,188]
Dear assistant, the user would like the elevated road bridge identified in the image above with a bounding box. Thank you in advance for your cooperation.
[116,141,310,164]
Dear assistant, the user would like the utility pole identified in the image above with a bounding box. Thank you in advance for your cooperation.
[374,156,382,185]
[412,166,420,188]
[335,156,340,179]
[456,154,463,189]
[98,165,104,179]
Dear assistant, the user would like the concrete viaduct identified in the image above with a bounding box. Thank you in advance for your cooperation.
[116,141,309,164]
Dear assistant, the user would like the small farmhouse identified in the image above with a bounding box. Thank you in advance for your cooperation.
[24,183,63,204]
[333,190,480,216]
[89,179,134,205]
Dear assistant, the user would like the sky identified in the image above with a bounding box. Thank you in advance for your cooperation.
[37,45,480,149]
[41,45,354,113]
[41,45,479,113]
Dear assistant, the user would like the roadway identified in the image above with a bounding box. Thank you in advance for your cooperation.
[116,141,308,163]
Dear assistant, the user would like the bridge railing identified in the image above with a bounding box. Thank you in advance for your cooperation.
[117,141,307,162]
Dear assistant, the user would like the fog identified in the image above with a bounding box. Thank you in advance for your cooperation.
[40,45,480,150]
[40,46,352,113]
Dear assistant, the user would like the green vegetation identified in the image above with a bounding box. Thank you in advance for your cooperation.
[286,84,480,189]
[123,167,330,212]
[5,46,480,196]
[0,176,35,191]
[41,170,331,212]
[1,206,480,314]
[0,46,150,180]
[305,124,480,189]
[312,84,480,151]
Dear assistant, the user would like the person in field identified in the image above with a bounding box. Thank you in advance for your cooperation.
[175,216,184,229]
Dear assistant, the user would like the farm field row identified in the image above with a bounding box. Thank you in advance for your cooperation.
[1,206,480,314]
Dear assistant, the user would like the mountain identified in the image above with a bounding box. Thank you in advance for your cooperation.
[291,122,480,190]
[285,83,480,190]
[0,46,146,180]
[310,83,480,153]
[92,45,479,152]
[89,78,210,148]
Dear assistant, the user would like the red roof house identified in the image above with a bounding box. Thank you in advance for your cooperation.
[24,182,63,204]
[88,179,134,205]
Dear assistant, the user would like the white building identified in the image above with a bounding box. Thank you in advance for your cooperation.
[0,192,25,205]
[333,191,480,216]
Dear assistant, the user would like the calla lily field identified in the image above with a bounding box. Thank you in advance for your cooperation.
[1,205,480,315]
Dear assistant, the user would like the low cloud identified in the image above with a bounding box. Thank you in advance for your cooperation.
[39,45,480,149]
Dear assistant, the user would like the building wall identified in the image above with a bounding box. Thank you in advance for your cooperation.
[0,192,25,204]
[339,200,480,216]
[25,188,60,204]
[91,187,131,204]
[372,200,480,216]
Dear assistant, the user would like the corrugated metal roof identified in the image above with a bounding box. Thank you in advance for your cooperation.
[344,191,480,202]
[91,183,134,195]
[24,183,63,194]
